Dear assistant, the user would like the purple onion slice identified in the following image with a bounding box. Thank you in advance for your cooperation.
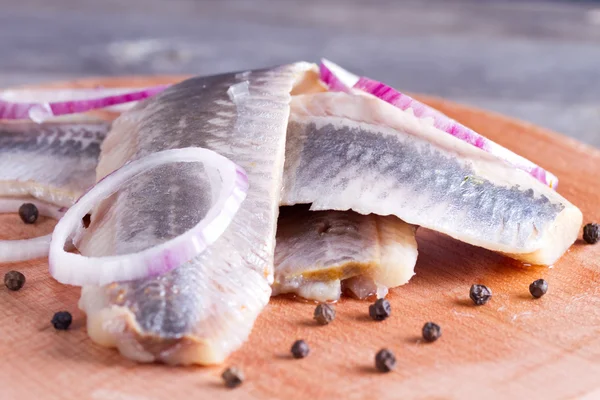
[319,59,558,189]
[0,85,169,122]
[49,147,248,286]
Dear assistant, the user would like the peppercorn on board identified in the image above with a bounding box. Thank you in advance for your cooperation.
[0,77,599,400]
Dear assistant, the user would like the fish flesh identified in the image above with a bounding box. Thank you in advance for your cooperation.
[77,67,309,364]
[0,122,109,207]
[0,122,108,262]
[275,79,419,303]
[48,67,579,366]
[0,109,412,299]
[0,78,414,300]
[274,207,416,302]
[273,206,417,302]
[281,92,582,266]
[76,63,314,365]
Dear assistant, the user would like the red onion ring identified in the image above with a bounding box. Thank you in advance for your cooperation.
[49,147,248,286]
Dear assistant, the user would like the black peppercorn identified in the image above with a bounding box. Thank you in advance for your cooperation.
[470,284,492,305]
[583,223,600,245]
[51,311,72,330]
[375,348,396,372]
[18,203,38,224]
[314,303,336,325]
[369,298,391,321]
[422,322,442,342]
[221,366,244,388]
[291,339,310,359]
[82,213,91,228]
[529,279,548,298]
[4,270,25,291]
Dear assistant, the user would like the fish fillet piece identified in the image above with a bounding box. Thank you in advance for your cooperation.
[0,122,109,207]
[76,63,314,365]
[282,92,582,265]
[273,206,417,302]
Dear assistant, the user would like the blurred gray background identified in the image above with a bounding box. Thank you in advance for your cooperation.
[1,0,599,147]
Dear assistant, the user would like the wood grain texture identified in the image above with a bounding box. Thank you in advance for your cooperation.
[1,76,599,400]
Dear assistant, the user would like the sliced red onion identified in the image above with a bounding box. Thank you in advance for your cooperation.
[319,59,358,92]
[49,147,248,286]
[319,59,558,189]
[0,198,65,262]
[0,85,169,122]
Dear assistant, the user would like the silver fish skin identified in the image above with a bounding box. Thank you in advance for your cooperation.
[281,92,582,266]
[273,206,417,302]
[77,63,314,365]
[0,122,109,207]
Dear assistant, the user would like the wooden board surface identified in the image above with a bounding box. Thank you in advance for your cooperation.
[1,76,599,400]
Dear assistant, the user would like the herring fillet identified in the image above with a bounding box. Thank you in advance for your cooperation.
[0,122,108,207]
[282,92,582,266]
[76,64,312,365]
[273,206,417,302]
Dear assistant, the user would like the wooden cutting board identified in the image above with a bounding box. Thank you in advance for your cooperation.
[1,77,599,400]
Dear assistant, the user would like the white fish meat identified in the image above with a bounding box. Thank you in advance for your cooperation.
[0,121,109,207]
[281,92,582,266]
[273,206,417,302]
[49,67,580,366]
[0,122,108,262]
[76,63,314,365]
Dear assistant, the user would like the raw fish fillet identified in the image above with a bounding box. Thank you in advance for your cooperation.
[281,92,582,265]
[273,206,417,302]
[0,122,109,207]
[76,63,314,365]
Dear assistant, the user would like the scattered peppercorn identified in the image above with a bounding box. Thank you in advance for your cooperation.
[291,339,310,359]
[529,279,548,298]
[51,311,72,330]
[469,284,492,305]
[375,348,396,373]
[369,298,391,321]
[314,303,336,325]
[18,203,38,224]
[221,366,244,388]
[422,322,442,342]
[583,223,600,245]
[82,213,91,228]
[4,270,25,291]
